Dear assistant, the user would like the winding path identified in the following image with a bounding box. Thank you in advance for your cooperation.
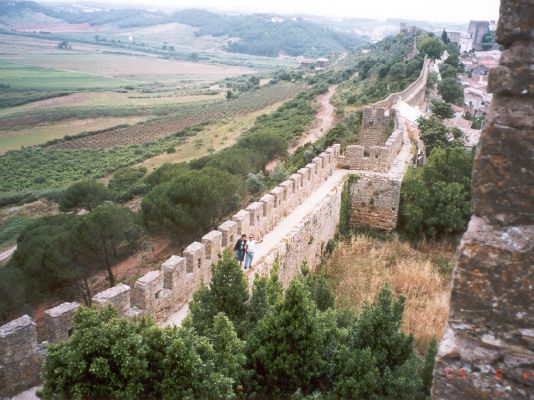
[290,84,336,153]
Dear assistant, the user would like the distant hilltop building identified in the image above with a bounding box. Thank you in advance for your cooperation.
[299,57,329,69]
[443,21,496,53]
[467,20,490,51]
[399,23,418,34]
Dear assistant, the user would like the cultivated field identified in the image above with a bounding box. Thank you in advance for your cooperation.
[47,82,304,149]
[139,100,288,171]
[0,34,257,82]
[0,116,151,154]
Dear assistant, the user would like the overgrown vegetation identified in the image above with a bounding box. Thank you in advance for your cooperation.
[139,83,328,238]
[399,146,473,241]
[0,204,142,322]
[334,32,427,107]
[39,251,437,399]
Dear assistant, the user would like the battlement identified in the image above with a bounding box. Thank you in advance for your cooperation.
[0,144,341,398]
[338,111,404,173]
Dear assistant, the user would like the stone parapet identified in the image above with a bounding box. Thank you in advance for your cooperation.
[44,302,80,344]
[0,315,43,398]
[0,146,344,397]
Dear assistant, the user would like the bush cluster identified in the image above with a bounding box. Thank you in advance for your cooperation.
[39,251,437,399]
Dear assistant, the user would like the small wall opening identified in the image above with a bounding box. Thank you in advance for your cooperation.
[197,259,201,269]
[67,328,74,337]
[364,150,370,157]
[155,290,162,299]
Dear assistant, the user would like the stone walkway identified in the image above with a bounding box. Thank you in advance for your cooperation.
[161,169,350,327]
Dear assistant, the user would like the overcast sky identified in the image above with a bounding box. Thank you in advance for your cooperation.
[94,0,501,23]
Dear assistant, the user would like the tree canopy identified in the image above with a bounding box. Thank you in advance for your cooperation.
[417,36,445,60]
[59,179,110,212]
[438,77,464,105]
[38,255,438,399]
[400,146,473,240]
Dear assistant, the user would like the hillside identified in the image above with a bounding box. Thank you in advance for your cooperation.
[0,1,367,57]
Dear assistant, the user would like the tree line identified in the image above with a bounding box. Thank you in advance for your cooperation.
[39,251,437,399]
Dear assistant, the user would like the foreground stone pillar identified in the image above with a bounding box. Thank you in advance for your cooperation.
[0,315,43,397]
[432,1,534,398]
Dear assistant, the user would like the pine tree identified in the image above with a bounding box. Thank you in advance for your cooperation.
[189,249,249,336]
[247,279,326,396]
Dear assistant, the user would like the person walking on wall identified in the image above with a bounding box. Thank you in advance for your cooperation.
[244,235,262,270]
[234,234,247,267]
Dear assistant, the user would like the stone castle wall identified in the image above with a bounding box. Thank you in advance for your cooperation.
[431,1,534,399]
[337,56,428,174]
[0,145,341,398]
[338,110,404,173]
[371,55,430,110]
[348,171,403,232]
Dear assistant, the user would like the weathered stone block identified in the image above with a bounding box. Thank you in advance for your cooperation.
[183,241,205,273]
[132,270,164,312]
[259,193,275,230]
[44,302,80,343]
[246,202,264,235]
[495,0,534,46]
[202,230,223,264]
[0,315,42,398]
[92,284,131,315]
[161,255,186,290]
[232,209,251,236]
[217,220,238,248]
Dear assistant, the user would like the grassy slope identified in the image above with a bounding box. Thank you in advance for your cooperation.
[322,234,453,352]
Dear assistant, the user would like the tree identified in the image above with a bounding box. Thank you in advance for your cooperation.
[245,171,266,194]
[444,54,460,68]
[226,89,232,100]
[302,267,335,311]
[188,250,249,336]
[76,204,141,286]
[207,313,246,386]
[431,99,455,119]
[439,63,458,80]
[417,36,445,60]
[246,270,283,327]
[441,29,450,44]
[399,147,473,240]
[144,162,189,187]
[417,115,450,155]
[108,167,147,202]
[141,168,241,240]
[6,215,91,304]
[439,77,464,105]
[59,179,110,212]
[247,279,326,396]
[39,307,235,400]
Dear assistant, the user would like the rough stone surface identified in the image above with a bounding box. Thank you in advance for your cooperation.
[217,220,238,247]
[43,302,80,343]
[92,284,131,315]
[0,316,43,398]
[432,4,534,398]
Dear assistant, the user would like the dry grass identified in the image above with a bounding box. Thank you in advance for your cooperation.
[322,234,454,352]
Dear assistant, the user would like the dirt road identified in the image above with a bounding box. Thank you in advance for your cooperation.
[290,84,336,153]
[0,245,16,264]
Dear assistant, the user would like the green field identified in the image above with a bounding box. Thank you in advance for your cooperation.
[0,60,136,90]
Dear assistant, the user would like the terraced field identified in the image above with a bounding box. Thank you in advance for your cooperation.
[47,82,304,149]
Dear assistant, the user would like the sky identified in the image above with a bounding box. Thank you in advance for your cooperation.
[84,0,501,23]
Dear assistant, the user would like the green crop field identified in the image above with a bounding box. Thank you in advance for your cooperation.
[0,60,136,90]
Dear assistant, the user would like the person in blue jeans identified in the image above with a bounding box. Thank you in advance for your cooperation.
[233,234,247,267]
[244,235,262,270]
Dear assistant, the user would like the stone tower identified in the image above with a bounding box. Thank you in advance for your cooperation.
[431,0,534,399]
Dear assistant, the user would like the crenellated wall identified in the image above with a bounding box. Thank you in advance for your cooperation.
[0,46,430,399]
[0,145,341,399]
